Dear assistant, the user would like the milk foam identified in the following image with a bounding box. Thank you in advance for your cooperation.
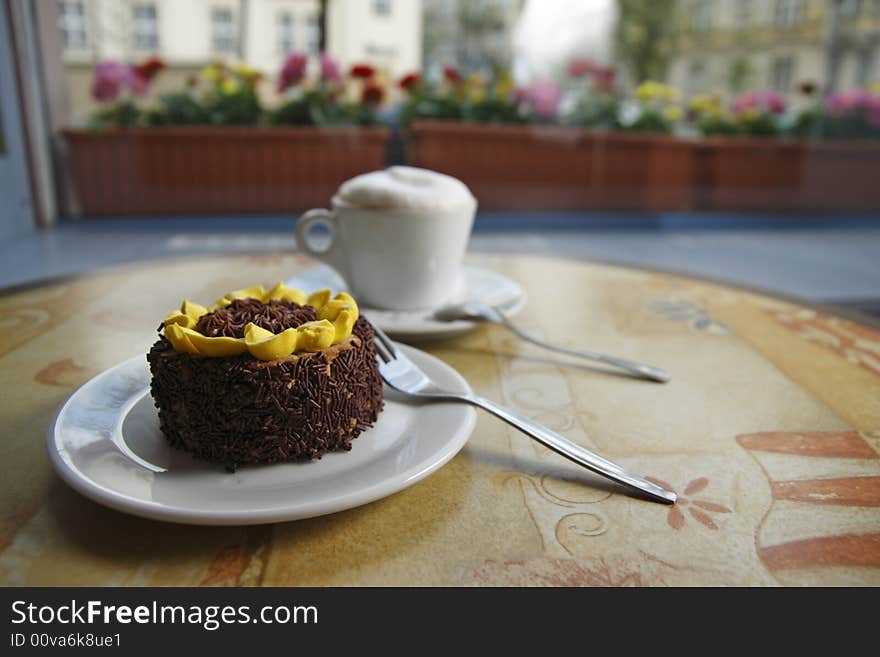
[335,166,476,211]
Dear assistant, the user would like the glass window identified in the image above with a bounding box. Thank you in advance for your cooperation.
[373,0,392,17]
[278,12,295,54]
[211,7,237,54]
[840,0,862,17]
[687,60,706,96]
[132,4,159,51]
[692,0,712,34]
[774,0,802,27]
[57,0,87,50]
[736,0,751,31]
[306,15,320,54]
[770,55,795,92]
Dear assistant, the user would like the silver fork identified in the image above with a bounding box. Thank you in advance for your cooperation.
[433,301,670,383]
[369,320,677,505]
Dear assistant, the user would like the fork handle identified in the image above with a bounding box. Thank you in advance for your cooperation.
[465,394,677,504]
[496,315,670,383]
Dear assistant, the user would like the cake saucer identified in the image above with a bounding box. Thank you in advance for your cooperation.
[286,264,527,341]
[46,345,476,526]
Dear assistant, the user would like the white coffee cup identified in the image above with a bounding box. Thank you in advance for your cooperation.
[296,166,477,311]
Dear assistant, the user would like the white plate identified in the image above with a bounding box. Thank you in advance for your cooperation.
[47,346,476,526]
[287,265,527,340]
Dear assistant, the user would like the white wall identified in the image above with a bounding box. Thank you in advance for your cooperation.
[328,0,422,80]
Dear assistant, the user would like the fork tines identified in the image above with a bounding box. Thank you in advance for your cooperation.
[368,319,398,363]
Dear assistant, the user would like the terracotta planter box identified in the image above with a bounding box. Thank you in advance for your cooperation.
[699,138,880,212]
[406,120,697,211]
[63,126,390,216]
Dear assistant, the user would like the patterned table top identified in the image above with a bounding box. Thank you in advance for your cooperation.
[1,252,878,586]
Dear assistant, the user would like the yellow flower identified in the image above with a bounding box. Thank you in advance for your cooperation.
[220,78,240,95]
[663,106,683,122]
[688,94,722,116]
[637,80,679,103]
[495,71,514,100]
[201,62,225,82]
[869,82,880,96]
[235,63,262,85]
[464,72,487,102]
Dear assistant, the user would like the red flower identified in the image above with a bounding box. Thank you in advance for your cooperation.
[443,66,461,84]
[350,63,375,79]
[593,66,616,93]
[133,56,166,81]
[361,81,384,105]
[398,72,421,92]
[568,58,596,78]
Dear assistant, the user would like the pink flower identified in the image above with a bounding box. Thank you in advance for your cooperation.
[733,90,787,116]
[91,60,135,102]
[568,58,596,78]
[764,90,787,114]
[825,89,875,116]
[319,52,341,83]
[527,80,561,120]
[278,52,307,93]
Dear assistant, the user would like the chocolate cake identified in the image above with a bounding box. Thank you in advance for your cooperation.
[147,284,384,470]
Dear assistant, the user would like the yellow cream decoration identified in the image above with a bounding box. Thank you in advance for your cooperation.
[161,283,359,361]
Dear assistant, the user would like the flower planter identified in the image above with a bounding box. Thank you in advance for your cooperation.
[799,141,880,212]
[697,138,808,212]
[62,126,390,216]
[698,137,880,212]
[406,120,697,211]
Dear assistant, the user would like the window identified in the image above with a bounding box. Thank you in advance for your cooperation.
[774,0,802,27]
[132,4,159,51]
[729,57,753,93]
[736,0,751,30]
[373,0,392,17]
[686,60,707,96]
[692,0,712,34]
[278,12,295,54]
[770,56,795,92]
[211,7,237,54]
[840,0,861,17]
[57,0,87,50]
[306,15,320,54]
[856,48,876,85]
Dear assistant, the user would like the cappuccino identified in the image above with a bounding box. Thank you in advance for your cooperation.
[296,167,477,311]
[335,166,476,213]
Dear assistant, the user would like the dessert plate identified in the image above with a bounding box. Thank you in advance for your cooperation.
[287,264,527,341]
[47,345,476,525]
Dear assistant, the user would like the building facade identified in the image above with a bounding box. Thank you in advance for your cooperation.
[56,0,422,118]
[667,0,880,102]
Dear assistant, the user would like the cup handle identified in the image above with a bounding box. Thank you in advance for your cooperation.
[295,208,349,280]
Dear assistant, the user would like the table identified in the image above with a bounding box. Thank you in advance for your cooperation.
[1,252,878,587]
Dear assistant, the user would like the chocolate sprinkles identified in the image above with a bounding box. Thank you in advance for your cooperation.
[147,300,384,471]
[195,297,318,338]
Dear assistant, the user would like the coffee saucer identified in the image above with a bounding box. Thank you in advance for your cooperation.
[287,264,526,341]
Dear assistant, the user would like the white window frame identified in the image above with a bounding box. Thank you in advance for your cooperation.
[770,56,795,92]
[692,0,712,34]
[373,0,392,17]
[306,14,319,54]
[57,0,88,51]
[211,7,237,54]
[774,0,802,28]
[278,12,295,54]
[132,4,159,51]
